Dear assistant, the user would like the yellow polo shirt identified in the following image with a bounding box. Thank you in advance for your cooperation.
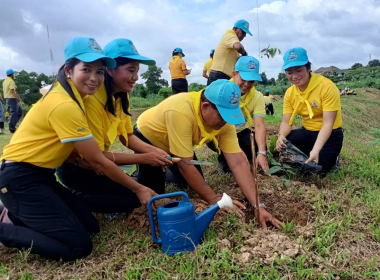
[136,92,241,158]
[283,73,343,131]
[263,95,273,104]
[169,56,187,79]
[2,77,17,99]
[1,81,92,169]
[230,81,265,133]
[203,58,213,76]
[211,30,240,77]
[84,84,133,152]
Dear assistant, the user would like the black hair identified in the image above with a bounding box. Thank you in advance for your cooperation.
[264,91,270,96]
[172,51,181,57]
[6,74,13,77]
[47,58,84,111]
[305,61,312,71]
[104,57,133,117]
[210,51,214,59]
[200,89,217,110]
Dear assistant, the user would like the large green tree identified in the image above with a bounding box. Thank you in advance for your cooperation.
[351,63,363,70]
[140,65,169,95]
[368,59,380,67]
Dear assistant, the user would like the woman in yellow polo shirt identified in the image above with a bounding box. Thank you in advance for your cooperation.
[276,47,343,173]
[169,48,191,94]
[0,37,158,261]
[56,38,171,215]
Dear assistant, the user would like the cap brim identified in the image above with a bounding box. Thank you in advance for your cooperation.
[239,71,262,82]
[242,27,252,36]
[118,54,156,66]
[76,53,117,69]
[282,60,308,71]
[182,53,185,57]
[217,105,245,125]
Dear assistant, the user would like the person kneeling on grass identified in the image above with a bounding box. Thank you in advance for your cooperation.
[57,38,172,217]
[0,37,158,261]
[207,56,269,174]
[134,79,282,228]
[264,89,275,115]
[276,47,343,173]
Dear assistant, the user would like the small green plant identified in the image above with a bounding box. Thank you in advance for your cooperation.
[266,158,296,187]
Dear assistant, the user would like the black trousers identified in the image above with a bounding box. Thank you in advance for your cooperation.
[171,78,188,94]
[207,128,260,173]
[266,103,274,115]
[287,127,344,173]
[133,126,204,190]
[207,70,231,86]
[56,163,156,214]
[0,162,99,261]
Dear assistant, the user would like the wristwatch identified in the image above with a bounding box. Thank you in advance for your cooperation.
[252,203,266,211]
[257,151,267,157]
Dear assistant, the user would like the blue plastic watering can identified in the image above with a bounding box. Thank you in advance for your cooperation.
[147,191,233,255]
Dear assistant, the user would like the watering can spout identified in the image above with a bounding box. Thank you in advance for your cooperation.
[195,193,233,240]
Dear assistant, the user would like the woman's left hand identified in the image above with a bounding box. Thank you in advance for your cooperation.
[306,150,319,164]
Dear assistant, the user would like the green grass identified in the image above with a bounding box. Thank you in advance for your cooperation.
[1,88,380,279]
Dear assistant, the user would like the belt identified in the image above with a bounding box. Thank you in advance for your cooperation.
[210,70,231,77]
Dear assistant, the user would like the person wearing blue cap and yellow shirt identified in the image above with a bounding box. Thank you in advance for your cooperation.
[0,87,5,134]
[208,20,252,85]
[169,47,191,94]
[203,49,215,79]
[276,47,343,173]
[57,38,172,215]
[134,79,282,229]
[2,69,24,133]
[264,89,274,115]
[208,56,269,173]
[0,37,159,261]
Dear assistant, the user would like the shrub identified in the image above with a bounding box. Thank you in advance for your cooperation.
[158,87,172,98]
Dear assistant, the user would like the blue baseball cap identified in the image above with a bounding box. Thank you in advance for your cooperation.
[282,47,309,71]
[64,37,116,69]
[6,69,14,75]
[205,80,244,125]
[266,89,270,93]
[174,47,185,57]
[234,20,252,36]
[103,38,156,66]
[210,49,215,55]
[234,56,262,81]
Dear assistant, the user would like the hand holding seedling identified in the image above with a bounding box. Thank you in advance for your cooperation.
[305,149,319,164]
[256,154,270,173]
[276,134,287,151]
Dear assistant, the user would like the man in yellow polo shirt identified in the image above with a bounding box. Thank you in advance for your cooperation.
[208,20,252,85]
[203,49,215,80]
[134,79,282,229]
[208,56,269,173]
[2,69,24,133]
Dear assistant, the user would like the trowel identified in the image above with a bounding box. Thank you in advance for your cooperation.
[166,157,214,166]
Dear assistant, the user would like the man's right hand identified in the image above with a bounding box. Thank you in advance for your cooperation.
[276,135,287,151]
[209,196,246,217]
[144,152,173,168]
[136,187,158,207]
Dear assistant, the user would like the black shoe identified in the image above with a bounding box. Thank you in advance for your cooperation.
[9,129,16,133]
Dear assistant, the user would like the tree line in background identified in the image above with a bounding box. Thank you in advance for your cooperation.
[2,58,380,106]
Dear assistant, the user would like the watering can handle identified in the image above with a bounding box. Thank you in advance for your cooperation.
[147,191,190,244]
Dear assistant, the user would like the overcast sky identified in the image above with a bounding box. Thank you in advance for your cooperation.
[0,0,379,85]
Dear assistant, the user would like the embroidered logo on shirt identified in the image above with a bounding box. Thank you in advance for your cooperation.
[288,51,298,61]
[230,92,240,106]
[1,187,7,194]
[77,127,85,132]
[89,39,103,53]
[247,61,256,71]
[311,100,319,109]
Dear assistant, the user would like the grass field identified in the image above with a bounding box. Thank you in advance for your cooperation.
[1,89,380,280]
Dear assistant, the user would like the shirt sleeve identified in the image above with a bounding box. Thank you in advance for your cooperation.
[252,94,266,117]
[125,115,133,133]
[224,33,240,49]
[218,124,241,153]
[181,60,187,71]
[283,88,294,114]
[49,102,93,143]
[164,110,194,158]
[84,100,106,150]
[8,80,16,90]
[203,62,207,71]
[321,83,341,112]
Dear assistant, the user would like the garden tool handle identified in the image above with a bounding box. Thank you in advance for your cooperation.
[165,157,183,163]
[147,191,190,244]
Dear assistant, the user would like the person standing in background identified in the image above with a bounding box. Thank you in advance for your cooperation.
[208,20,252,85]
[2,69,24,133]
[264,89,274,115]
[169,48,191,94]
[0,89,5,134]
[203,49,215,80]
